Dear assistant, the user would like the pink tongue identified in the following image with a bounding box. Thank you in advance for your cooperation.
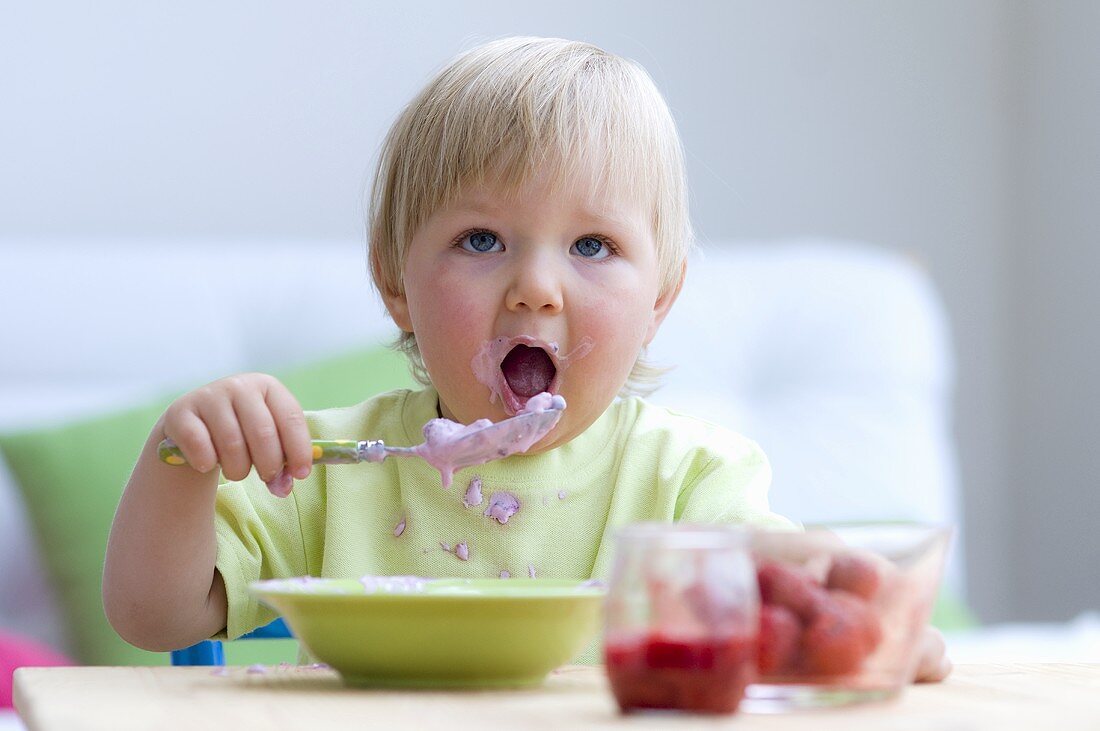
[501,345,555,397]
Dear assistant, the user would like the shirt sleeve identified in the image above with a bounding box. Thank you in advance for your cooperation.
[212,474,311,639]
[675,437,799,530]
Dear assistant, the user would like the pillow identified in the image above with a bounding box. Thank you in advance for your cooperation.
[0,344,416,666]
[0,630,72,708]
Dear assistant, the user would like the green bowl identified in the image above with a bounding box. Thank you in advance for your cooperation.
[250,577,605,688]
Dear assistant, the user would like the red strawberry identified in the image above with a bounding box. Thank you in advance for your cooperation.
[756,560,824,619]
[800,605,866,676]
[825,552,882,601]
[757,604,801,675]
[825,589,883,654]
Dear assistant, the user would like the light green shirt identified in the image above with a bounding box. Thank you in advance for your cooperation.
[214,387,793,645]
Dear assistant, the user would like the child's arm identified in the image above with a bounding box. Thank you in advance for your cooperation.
[102,373,313,652]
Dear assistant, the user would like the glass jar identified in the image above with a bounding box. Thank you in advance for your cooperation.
[603,523,758,714]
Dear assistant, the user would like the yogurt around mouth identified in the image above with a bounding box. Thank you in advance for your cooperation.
[471,335,593,415]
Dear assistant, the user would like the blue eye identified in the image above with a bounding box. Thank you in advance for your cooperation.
[460,231,502,253]
[572,236,610,259]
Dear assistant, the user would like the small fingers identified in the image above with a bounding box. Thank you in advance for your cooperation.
[265,384,312,480]
[198,397,252,482]
[233,389,287,484]
[162,408,218,473]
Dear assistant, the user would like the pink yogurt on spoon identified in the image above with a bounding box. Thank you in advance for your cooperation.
[395,392,566,489]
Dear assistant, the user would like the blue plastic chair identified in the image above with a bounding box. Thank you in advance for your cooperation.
[170,617,293,666]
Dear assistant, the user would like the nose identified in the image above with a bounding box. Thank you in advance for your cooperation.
[505,251,564,314]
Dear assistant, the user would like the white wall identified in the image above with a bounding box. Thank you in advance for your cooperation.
[1,1,1095,622]
[1007,0,1100,621]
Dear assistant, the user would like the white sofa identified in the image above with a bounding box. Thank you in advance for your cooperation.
[0,237,962,657]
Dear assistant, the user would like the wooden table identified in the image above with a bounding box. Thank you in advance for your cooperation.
[14,663,1100,730]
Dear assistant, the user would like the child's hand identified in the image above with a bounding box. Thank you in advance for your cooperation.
[912,626,951,682]
[160,373,313,495]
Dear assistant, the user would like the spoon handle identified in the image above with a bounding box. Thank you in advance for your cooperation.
[157,438,415,466]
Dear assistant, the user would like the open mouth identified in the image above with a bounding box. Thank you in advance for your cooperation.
[500,344,557,398]
[472,335,592,416]
[470,336,561,415]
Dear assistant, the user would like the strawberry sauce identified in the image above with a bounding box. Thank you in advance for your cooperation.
[605,632,756,714]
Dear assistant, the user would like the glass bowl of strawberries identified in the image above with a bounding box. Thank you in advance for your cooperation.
[745,522,953,710]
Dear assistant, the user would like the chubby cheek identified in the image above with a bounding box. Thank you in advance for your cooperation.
[562,290,653,403]
[407,276,492,398]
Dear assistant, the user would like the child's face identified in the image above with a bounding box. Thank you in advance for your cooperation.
[384,171,681,452]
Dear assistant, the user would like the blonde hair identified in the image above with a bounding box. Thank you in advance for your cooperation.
[368,36,693,395]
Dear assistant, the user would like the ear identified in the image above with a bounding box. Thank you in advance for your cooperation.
[643,259,686,346]
[382,287,414,333]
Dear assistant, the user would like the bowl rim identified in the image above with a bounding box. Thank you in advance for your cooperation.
[248,576,608,602]
[765,520,954,532]
[750,521,956,544]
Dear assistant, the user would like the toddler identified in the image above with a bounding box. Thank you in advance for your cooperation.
[103,36,948,680]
